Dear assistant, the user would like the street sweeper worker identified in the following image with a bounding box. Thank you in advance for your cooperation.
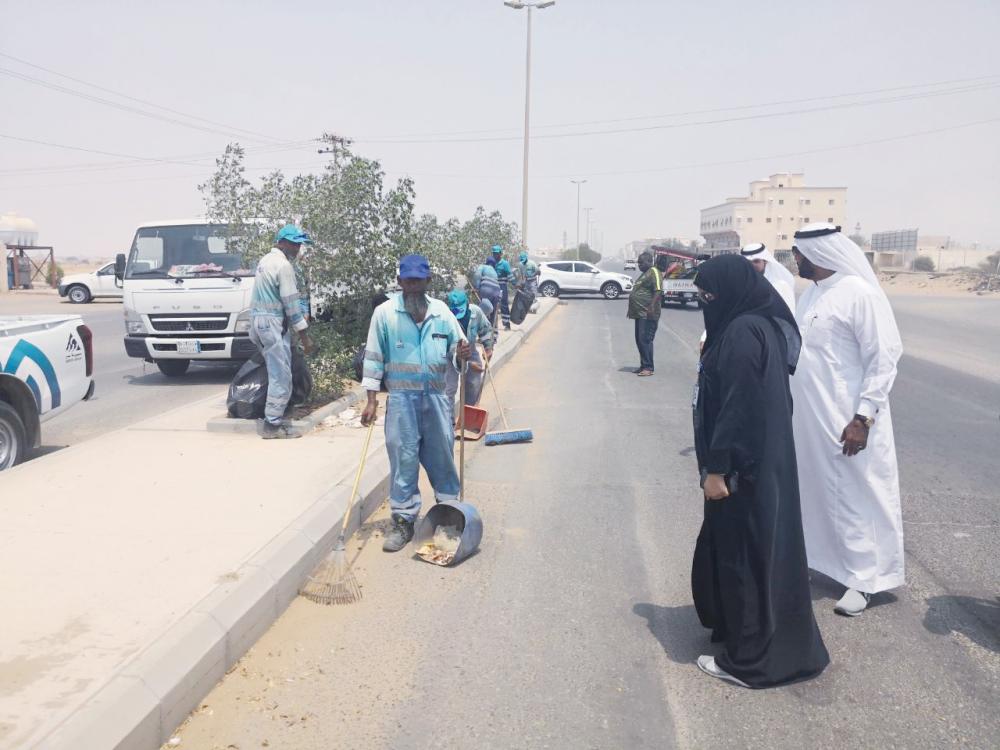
[515,250,539,295]
[249,224,316,440]
[492,245,514,330]
[360,254,472,553]
[445,288,495,414]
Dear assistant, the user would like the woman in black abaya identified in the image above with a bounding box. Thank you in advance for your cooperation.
[691,254,829,688]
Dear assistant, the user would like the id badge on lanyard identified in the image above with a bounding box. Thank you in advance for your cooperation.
[691,361,702,409]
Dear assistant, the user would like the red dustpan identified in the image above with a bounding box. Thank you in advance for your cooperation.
[457,404,488,441]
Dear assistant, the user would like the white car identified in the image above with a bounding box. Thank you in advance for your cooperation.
[59,262,123,304]
[537,261,634,300]
[623,259,638,271]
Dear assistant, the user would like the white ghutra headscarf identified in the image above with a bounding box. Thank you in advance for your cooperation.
[792,223,880,290]
[740,242,796,313]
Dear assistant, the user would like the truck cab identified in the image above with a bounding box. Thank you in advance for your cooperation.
[118,221,258,377]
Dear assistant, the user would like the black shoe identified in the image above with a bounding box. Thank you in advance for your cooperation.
[382,514,415,552]
[259,421,303,439]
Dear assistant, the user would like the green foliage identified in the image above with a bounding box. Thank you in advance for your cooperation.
[303,323,356,402]
[912,256,935,272]
[979,251,1000,275]
[200,135,520,404]
[562,243,601,263]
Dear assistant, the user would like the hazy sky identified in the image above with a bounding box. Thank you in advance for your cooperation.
[2,0,999,259]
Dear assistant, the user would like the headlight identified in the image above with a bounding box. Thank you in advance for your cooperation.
[234,310,251,333]
[124,309,146,335]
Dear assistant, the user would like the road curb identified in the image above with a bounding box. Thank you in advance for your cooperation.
[42,298,558,750]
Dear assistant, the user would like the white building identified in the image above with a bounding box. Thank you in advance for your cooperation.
[699,173,847,256]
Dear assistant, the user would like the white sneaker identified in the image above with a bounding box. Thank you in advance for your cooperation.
[696,655,750,688]
[834,588,872,617]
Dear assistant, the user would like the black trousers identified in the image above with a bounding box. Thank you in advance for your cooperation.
[634,318,658,371]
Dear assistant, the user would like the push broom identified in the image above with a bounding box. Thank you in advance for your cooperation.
[300,419,376,605]
[482,354,533,446]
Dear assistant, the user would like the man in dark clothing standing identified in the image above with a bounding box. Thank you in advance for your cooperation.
[626,251,663,376]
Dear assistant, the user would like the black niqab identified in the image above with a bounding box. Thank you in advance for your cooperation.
[697,254,801,373]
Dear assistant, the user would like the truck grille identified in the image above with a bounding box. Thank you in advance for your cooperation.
[148,313,230,332]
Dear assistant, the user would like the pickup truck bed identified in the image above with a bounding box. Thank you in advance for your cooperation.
[0,315,94,470]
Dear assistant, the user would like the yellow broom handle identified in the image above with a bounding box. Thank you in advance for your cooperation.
[483,354,511,430]
[342,420,376,536]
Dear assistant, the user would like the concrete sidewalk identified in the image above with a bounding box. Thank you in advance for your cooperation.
[0,299,556,750]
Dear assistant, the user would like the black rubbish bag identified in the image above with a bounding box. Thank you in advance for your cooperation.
[227,348,313,419]
[291,346,312,406]
[510,288,535,325]
[227,353,268,419]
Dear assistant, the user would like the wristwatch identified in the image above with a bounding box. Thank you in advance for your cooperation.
[854,414,875,429]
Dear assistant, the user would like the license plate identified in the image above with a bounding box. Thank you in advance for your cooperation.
[177,340,201,355]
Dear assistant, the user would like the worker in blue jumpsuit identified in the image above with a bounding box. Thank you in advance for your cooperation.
[491,245,514,330]
[361,255,472,552]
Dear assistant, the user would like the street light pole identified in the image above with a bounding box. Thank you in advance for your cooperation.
[570,178,586,260]
[584,207,594,247]
[505,1,555,252]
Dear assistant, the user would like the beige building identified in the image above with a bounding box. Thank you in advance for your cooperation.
[699,173,847,256]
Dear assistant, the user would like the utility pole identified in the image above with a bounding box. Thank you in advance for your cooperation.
[570,179,586,260]
[584,207,594,247]
[317,133,353,171]
[505,0,556,251]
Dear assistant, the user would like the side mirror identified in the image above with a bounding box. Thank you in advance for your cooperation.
[591,269,600,274]
[115,253,126,286]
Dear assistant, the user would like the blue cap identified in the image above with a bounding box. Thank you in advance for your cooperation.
[491,244,503,255]
[519,251,528,262]
[275,224,312,245]
[398,254,431,280]
[447,289,468,318]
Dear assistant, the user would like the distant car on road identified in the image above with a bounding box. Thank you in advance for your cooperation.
[663,267,701,307]
[537,261,634,300]
[59,262,123,304]
[623,259,638,271]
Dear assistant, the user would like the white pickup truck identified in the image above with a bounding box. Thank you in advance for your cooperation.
[0,315,95,470]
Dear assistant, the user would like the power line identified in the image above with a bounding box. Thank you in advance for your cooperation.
[356,82,1000,144]
[5,116,995,190]
[356,73,1000,141]
[0,138,321,176]
[535,116,1000,178]
[0,51,281,142]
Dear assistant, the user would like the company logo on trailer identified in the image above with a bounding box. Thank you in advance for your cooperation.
[65,334,83,364]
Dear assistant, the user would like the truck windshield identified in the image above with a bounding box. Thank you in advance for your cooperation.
[125,224,253,279]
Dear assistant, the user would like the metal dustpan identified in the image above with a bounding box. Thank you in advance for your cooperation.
[413,501,483,567]
[455,404,488,441]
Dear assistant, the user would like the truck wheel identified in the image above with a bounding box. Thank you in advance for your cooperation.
[601,282,622,300]
[539,281,559,298]
[156,360,191,377]
[67,285,92,304]
[0,401,27,471]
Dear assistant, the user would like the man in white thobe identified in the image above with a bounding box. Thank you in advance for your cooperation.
[740,242,797,313]
[790,223,904,617]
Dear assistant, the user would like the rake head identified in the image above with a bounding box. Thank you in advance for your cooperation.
[299,545,362,606]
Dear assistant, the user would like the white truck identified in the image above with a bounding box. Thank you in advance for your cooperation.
[0,314,95,470]
[116,220,258,377]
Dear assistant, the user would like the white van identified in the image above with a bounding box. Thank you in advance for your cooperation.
[116,220,257,377]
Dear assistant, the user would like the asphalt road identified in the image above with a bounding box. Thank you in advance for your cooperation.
[171,290,999,749]
[0,294,237,460]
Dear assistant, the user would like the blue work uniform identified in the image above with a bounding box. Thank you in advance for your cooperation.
[445,303,495,410]
[249,248,308,425]
[362,293,468,521]
[473,264,502,323]
[495,259,513,326]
